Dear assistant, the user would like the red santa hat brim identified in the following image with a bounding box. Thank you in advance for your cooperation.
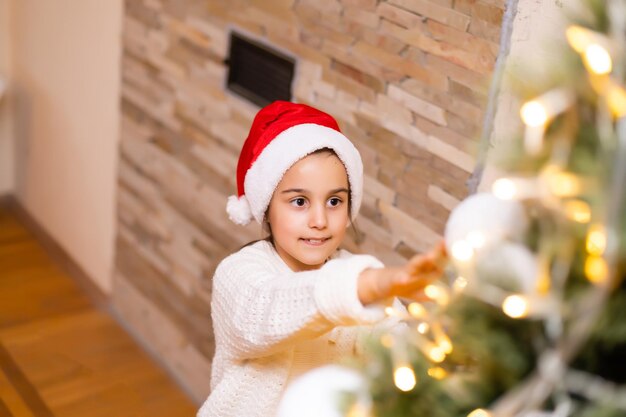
[226,123,363,225]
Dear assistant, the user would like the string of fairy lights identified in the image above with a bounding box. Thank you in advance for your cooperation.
[370,3,626,416]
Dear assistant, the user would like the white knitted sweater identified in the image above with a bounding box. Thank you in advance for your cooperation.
[197,239,389,417]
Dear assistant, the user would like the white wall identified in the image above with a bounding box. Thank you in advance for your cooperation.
[480,0,566,191]
[0,0,14,195]
[10,0,123,293]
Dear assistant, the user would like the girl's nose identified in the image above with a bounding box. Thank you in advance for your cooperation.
[308,204,327,229]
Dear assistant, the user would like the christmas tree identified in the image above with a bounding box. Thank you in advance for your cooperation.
[352,0,626,416]
[274,0,626,417]
[280,1,626,416]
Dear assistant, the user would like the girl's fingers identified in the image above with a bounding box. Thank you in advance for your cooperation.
[407,258,441,279]
[405,241,448,275]
[389,242,447,299]
[406,255,434,275]
[393,268,442,295]
[435,240,447,257]
[423,241,448,268]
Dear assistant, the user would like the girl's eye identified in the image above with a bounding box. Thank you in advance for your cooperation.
[328,197,342,207]
[291,198,306,207]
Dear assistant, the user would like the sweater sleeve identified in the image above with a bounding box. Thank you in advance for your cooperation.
[211,245,386,360]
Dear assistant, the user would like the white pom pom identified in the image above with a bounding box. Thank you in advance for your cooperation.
[226,195,253,225]
[277,365,371,417]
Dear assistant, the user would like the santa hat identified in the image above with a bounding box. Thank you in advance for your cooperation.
[226,101,364,226]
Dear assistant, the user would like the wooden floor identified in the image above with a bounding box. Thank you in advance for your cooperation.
[0,206,198,417]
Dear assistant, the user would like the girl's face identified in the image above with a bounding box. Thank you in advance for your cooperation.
[267,151,350,272]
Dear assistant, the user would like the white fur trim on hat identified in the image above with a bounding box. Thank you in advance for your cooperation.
[243,123,363,224]
[226,194,253,225]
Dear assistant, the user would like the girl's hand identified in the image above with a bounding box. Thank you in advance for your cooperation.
[358,242,447,305]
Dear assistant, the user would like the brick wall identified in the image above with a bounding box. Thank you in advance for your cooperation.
[114,0,505,402]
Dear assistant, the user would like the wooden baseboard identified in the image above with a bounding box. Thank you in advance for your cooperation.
[0,194,111,312]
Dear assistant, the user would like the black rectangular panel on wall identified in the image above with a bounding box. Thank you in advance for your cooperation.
[226,33,295,107]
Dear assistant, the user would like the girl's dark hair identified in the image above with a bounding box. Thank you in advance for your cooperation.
[239,148,360,250]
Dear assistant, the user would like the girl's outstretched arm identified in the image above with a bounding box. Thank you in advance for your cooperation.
[357,242,447,305]
[212,244,387,360]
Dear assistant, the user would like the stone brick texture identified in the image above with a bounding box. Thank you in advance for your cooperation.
[115,0,505,401]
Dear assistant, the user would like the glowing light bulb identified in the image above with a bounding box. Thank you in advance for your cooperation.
[453,276,468,292]
[438,338,453,354]
[584,44,612,75]
[585,255,608,284]
[607,84,626,118]
[521,89,574,155]
[468,409,492,417]
[521,100,549,127]
[428,346,446,363]
[466,231,486,249]
[427,366,447,380]
[430,322,453,354]
[492,178,517,200]
[394,366,417,392]
[564,200,591,223]
[502,295,529,319]
[424,285,441,299]
[385,306,397,316]
[417,322,430,334]
[424,285,450,306]
[408,302,427,318]
[537,269,551,295]
[566,25,590,53]
[451,240,474,262]
[545,170,581,197]
[586,225,607,256]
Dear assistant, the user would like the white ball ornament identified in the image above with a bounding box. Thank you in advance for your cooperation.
[475,242,539,293]
[445,192,529,264]
[276,365,371,417]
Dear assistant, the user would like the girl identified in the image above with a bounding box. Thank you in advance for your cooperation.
[197,101,446,417]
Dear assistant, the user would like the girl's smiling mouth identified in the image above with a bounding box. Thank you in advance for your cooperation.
[300,237,331,246]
